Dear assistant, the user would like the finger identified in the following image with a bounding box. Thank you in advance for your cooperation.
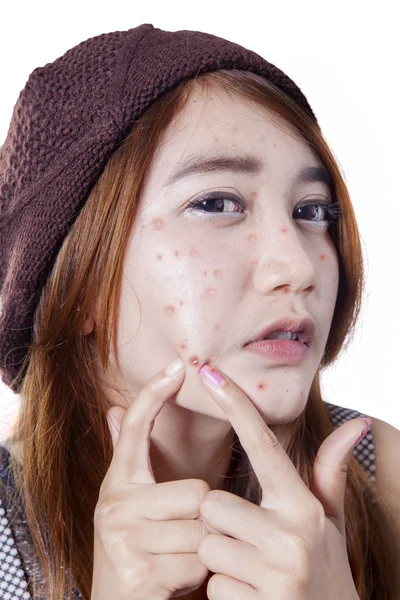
[205,574,258,600]
[136,518,208,553]
[199,364,311,508]
[113,478,211,521]
[107,358,185,485]
[310,417,371,535]
[198,534,263,592]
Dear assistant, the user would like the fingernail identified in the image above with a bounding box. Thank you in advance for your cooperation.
[164,358,184,378]
[200,364,226,387]
[354,417,372,446]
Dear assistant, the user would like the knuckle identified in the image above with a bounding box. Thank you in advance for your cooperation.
[282,532,311,584]
[258,426,280,450]
[93,498,123,528]
[119,558,153,593]
[192,478,212,498]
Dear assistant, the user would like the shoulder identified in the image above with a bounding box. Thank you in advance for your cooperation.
[364,415,400,508]
[363,414,400,563]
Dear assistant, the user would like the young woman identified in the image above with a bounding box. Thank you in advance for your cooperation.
[0,24,399,600]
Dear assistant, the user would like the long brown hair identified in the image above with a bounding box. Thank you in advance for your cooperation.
[6,69,399,599]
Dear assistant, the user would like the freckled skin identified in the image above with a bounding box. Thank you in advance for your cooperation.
[91,83,340,488]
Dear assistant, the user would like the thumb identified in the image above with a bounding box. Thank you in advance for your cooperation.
[106,406,127,450]
[309,417,372,536]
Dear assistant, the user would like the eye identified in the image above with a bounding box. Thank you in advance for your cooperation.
[184,191,341,227]
[185,191,245,216]
[293,201,341,227]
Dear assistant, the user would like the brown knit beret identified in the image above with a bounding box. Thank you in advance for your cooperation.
[0,23,318,393]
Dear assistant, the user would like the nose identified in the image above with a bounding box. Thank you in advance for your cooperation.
[252,226,318,298]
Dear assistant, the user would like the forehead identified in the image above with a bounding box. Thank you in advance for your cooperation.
[156,83,315,167]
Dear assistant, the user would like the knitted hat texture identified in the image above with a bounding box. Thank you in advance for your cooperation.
[0,23,318,393]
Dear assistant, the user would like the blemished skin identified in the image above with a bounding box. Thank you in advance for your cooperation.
[89,82,340,490]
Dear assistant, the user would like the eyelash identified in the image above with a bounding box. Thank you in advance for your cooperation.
[185,192,341,228]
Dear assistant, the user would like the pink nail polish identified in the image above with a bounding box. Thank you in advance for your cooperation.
[200,364,226,387]
[354,417,372,446]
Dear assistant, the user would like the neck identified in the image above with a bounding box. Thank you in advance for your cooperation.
[149,401,235,489]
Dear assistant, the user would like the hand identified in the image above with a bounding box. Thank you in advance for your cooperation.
[196,364,366,600]
[91,358,210,600]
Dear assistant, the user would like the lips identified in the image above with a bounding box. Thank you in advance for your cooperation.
[244,316,316,347]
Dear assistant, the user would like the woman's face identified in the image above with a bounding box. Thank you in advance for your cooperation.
[104,83,339,425]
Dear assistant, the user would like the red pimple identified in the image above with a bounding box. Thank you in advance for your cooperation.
[152,218,164,230]
[190,246,198,257]
[189,356,200,367]
[203,270,208,277]
[250,191,257,198]
[213,269,222,279]
[157,254,163,260]
[320,254,327,261]
[256,381,267,391]
[174,250,180,257]
[281,228,288,233]
[179,301,184,306]
[207,288,217,297]
[164,305,175,315]
[215,323,220,331]
[247,233,257,243]
[179,342,187,350]
[284,287,290,294]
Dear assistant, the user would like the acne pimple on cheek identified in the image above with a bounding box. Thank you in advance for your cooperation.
[164,305,176,315]
[157,254,163,260]
[152,218,164,230]
[190,246,198,257]
[203,270,207,277]
[213,269,222,279]
[281,228,288,233]
[247,233,257,243]
[214,323,220,331]
[320,254,327,261]
[256,381,268,391]
[179,342,187,349]
[179,301,184,306]
[174,250,180,257]
[189,356,200,367]
[207,288,217,297]
[284,287,290,294]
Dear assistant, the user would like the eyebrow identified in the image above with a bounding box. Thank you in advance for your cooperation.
[164,152,334,189]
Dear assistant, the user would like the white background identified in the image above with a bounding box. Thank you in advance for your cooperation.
[1,0,399,441]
